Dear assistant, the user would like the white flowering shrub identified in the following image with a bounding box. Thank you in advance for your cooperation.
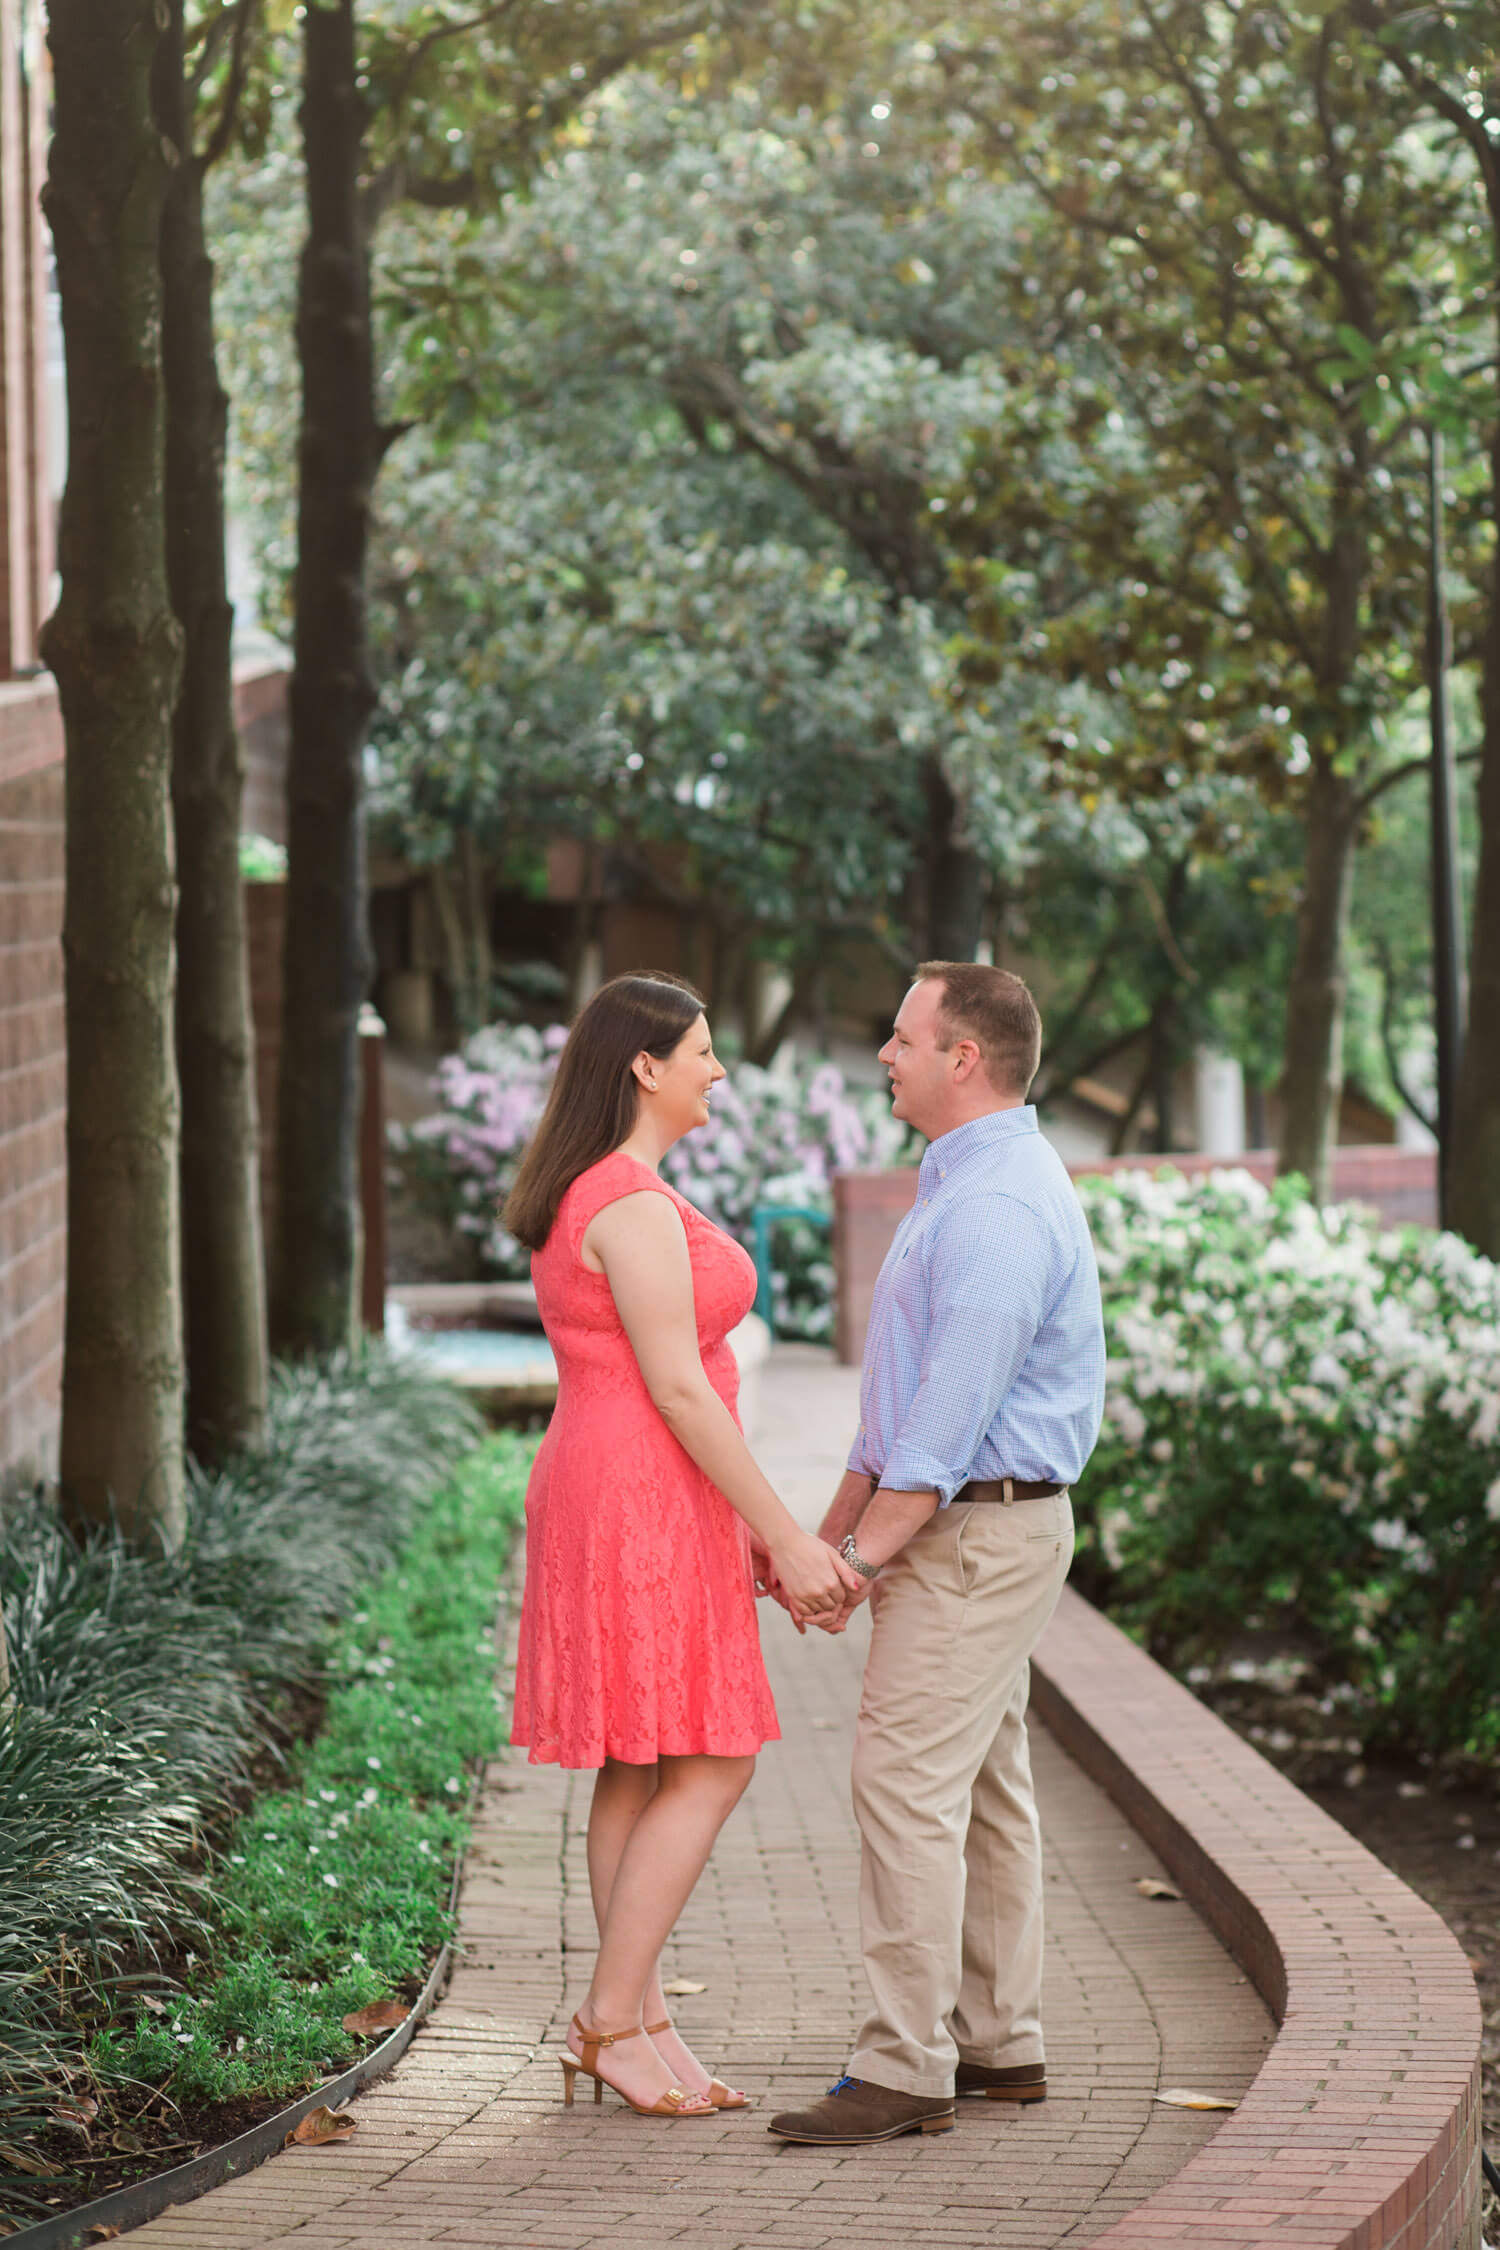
[1076,1167,1500,1764]
[392,1024,912,1342]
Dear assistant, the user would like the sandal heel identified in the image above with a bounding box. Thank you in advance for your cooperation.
[563,2013,712,2120]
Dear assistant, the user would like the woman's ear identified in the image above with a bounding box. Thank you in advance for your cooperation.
[630,1050,659,1094]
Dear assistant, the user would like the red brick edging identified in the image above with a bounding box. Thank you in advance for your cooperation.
[1032,1586,1484,2250]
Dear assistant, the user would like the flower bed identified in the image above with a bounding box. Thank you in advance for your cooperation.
[393,1024,911,1341]
[1074,1167,1500,1768]
[0,1352,503,2223]
[86,1434,531,2114]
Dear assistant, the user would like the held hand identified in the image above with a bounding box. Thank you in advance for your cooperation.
[770,1531,861,1622]
[814,1568,880,1634]
[752,1543,808,1635]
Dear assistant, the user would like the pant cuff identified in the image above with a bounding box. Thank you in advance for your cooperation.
[955,2042,1045,2068]
[848,2051,956,2100]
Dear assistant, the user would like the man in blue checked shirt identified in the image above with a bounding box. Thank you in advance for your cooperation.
[768,963,1105,2148]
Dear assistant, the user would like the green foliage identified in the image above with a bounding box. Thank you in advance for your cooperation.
[939,0,1490,809]
[0,1350,480,2208]
[88,1436,530,2111]
[206,8,1494,1136]
[1075,1168,1500,1767]
[238,833,287,882]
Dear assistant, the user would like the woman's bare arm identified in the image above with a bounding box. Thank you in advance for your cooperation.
[584,1191,857,1616]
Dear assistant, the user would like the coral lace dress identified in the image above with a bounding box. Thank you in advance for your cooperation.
[510,1150,781,1768]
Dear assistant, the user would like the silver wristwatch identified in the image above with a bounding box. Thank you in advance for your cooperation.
[839,1533,880,1581]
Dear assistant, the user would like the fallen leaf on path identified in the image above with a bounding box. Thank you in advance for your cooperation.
[87,2227,122,2241]
[285,2106,357,2148]
[1135,1877,1182,1900]
[661,1980,708,1997]
[341,1999,409,2038]
[1155,2088,1238,2111]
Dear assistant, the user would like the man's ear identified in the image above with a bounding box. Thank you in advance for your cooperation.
[952,1039,983,1082]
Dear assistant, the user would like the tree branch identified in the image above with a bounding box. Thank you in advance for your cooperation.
[1357,3,1500,231]
[1135,0,1345,286]
[197,0,259,174]
[1357,743,1480,811]
[187,2,235,102]
[382,0,524,127]
[1373,935,1436,1136]
[1033,1013,1153,1110]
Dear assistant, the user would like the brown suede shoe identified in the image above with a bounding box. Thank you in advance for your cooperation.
[767,2075,956,2144]
[954,2061,1047,2102]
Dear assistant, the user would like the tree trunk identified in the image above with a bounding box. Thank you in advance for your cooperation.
[429,848,493,1033]
[1449,407,1500,1255]
[1278,762,1360,1204]
[155,1,268,1461]
[565,841,599,1014]
[40,0,186,1543]
[272,0,378,1357]
[1148,994,1177,1154]
[921,758,986,961]
[746,953,819,1068]
[458,829,492,1024]
[1110,1029,1157,1156]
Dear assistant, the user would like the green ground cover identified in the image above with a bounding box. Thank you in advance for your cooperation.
[0,1353,533,2222]
[88,1433,532,2109]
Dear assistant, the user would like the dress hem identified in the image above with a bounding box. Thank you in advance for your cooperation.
[511,1726,781,1771]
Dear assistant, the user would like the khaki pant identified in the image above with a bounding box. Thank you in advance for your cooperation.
[848,1491,1074,2098]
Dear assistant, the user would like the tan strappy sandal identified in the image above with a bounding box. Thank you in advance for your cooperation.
[646,2016,749,2110]
[561,2015,714,2117]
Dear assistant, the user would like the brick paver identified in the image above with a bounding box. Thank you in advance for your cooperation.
[126,1347,1271,2250]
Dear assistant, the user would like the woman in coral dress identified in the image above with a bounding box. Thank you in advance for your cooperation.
[507,972,856,2120]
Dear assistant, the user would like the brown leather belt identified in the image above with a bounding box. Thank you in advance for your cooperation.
[955,1477,1066,1504]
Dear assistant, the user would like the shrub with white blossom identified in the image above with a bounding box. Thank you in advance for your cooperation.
[1074,1167,1500,1765]
[392,1023,912,1341]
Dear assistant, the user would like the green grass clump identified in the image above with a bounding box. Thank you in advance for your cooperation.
[88,1435,531,2108]
[0,1348,493,2208]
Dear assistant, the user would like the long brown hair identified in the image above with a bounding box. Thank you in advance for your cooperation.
[504,973,706,1249]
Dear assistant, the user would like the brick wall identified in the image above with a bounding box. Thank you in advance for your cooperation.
[833,1145,1442,1364]
[0,666,288,1477]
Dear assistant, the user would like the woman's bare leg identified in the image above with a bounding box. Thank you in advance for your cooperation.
[583,1757,747,2101]
[571,1751,755,2109]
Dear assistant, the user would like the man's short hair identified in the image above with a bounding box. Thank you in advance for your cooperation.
[915,962,1043,1098]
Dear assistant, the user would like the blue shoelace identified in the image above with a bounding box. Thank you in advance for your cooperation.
[827,2075,862,2096]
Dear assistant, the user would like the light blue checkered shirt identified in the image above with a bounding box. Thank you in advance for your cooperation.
[849,1107,1106,1504]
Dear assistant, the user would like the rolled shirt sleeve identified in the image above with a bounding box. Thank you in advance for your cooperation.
[876,1194,1052,1506]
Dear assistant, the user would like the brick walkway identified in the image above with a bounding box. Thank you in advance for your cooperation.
[128,1347,1271,2250]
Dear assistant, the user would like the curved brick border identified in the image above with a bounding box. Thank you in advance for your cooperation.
[1032,1586,1484,2250]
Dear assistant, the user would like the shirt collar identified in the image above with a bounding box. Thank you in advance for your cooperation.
[918,1105,1038,1190]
